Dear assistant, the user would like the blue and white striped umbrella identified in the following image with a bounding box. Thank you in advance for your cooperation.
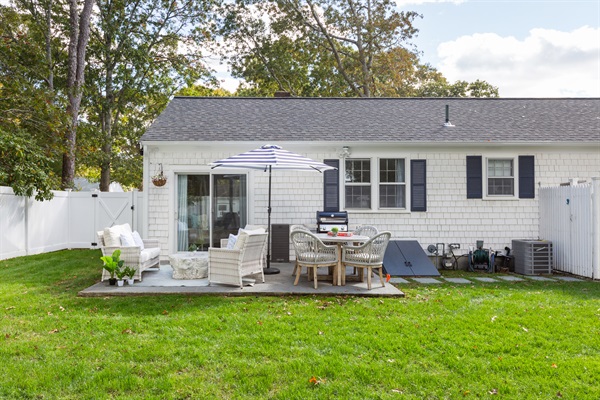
[210,145,337,274]
[210,144,336,172]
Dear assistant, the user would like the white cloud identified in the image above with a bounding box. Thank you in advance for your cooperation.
[436,26,600,97]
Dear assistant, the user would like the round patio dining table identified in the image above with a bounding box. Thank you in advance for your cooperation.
[316,233,370,286]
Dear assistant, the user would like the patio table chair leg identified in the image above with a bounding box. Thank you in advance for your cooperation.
[313,266,318,289]
[293,265,302,286]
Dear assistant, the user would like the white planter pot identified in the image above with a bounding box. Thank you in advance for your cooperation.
[117,280,124,287]
[127,279,135,285]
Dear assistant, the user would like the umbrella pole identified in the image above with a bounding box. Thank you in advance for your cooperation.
[263,165,280,274]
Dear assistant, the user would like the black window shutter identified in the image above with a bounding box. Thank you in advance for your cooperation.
[323,159,339,211]
[411,160,426,212]
[519,155,535,199]
[466,156,483,199]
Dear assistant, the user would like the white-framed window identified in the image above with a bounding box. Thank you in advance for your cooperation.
[379,158,406,209]
[344,157,409,210]
[345,159,371,209]
[487,158,514,196]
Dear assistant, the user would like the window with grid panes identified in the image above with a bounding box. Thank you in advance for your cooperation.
[487,159,514,196]
[379,159,406,208]
[345,159,371,209]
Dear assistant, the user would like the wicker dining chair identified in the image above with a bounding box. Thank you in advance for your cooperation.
[342,231,391,289]
[291,230,338,289]
[355,225,379,238]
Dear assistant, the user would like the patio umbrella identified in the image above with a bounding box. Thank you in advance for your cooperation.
[210,144,337,274]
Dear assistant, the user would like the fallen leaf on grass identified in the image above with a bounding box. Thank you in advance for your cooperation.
[391,389,403,393]
[522,327,529,332]
[488,389,498,395]
[257,321,263,325]
[59,306,65,312]
[463,390,470,396]
[309,376,326,386]
[162,310,168,315]
[387,359,395,363]
[318,331,324,335]
[491,315,497,322]
[551,363,558,368]
[122,328,133,334]
[5,306,15,310]
[48,329,59,334]
[5,334,10,339]
[556,391,563,397]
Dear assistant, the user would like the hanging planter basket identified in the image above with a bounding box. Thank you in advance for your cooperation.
[152,173,167,187]
[152,164,167,187]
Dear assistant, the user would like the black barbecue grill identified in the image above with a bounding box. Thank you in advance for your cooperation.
[316,211,348,233]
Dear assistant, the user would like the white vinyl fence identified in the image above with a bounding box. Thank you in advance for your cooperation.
[539,178,600,279]
[0,186,144,261]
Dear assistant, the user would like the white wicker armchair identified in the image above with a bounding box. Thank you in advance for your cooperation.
[97,224,160,282]
[342,231,391,289]
[209,232,267,288]
[291,230,338,289]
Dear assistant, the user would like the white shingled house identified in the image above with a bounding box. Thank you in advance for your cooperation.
[140,97,600,263]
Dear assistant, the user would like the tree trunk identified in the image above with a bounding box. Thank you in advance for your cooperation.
[62,0,94,190]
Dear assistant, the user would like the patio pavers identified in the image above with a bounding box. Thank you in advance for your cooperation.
[496,275,526,282]
[552,276,585,282]
[524,276,556,281]
[443,277,472,284]
[411,277,443,284]
[389,277,410,284]
[471,277,499,282]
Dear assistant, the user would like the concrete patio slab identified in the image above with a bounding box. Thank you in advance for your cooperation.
[471,277,499,282]
[443,277,472,284]
[497,276,525,282]
[411,277,442,284]
[524,276,556,281]
[78,263,405,298]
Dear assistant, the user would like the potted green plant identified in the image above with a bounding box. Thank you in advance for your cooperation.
[123,266,136,285]
[115,266,127,287]
[100,249,124,286]
[330,227,339,237]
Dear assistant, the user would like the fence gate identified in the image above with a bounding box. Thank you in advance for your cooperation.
[68,191,142,248]
[539,179,599,279]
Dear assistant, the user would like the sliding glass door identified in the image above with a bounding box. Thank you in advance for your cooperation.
[176,173,247,251]
[212,174,247,247]
[177,175,210,251]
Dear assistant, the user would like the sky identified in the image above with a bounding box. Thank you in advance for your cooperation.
[213,0,600,98]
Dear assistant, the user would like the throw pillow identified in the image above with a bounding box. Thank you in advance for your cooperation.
[120,233,136,247]
[132,231,145,250]
[103,226,122,247]
[240,228,265,236]
[226,234,238,249]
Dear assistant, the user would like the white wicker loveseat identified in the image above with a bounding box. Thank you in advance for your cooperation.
[98,223,160,282]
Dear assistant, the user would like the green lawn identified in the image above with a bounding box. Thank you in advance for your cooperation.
[1,250,599,399]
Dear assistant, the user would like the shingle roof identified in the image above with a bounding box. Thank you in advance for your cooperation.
[141,97,600,143]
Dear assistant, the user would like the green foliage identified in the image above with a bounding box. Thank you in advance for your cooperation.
[0,128,56,201]
[218,0,498,98]
[176,84,233,97]
[122,266,136,279]
[100,249,124,278]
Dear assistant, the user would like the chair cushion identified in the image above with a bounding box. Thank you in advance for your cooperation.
[140,247,160,263]
[239,227,265,235]
[132,231,145,250]
[226,234,238,249]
